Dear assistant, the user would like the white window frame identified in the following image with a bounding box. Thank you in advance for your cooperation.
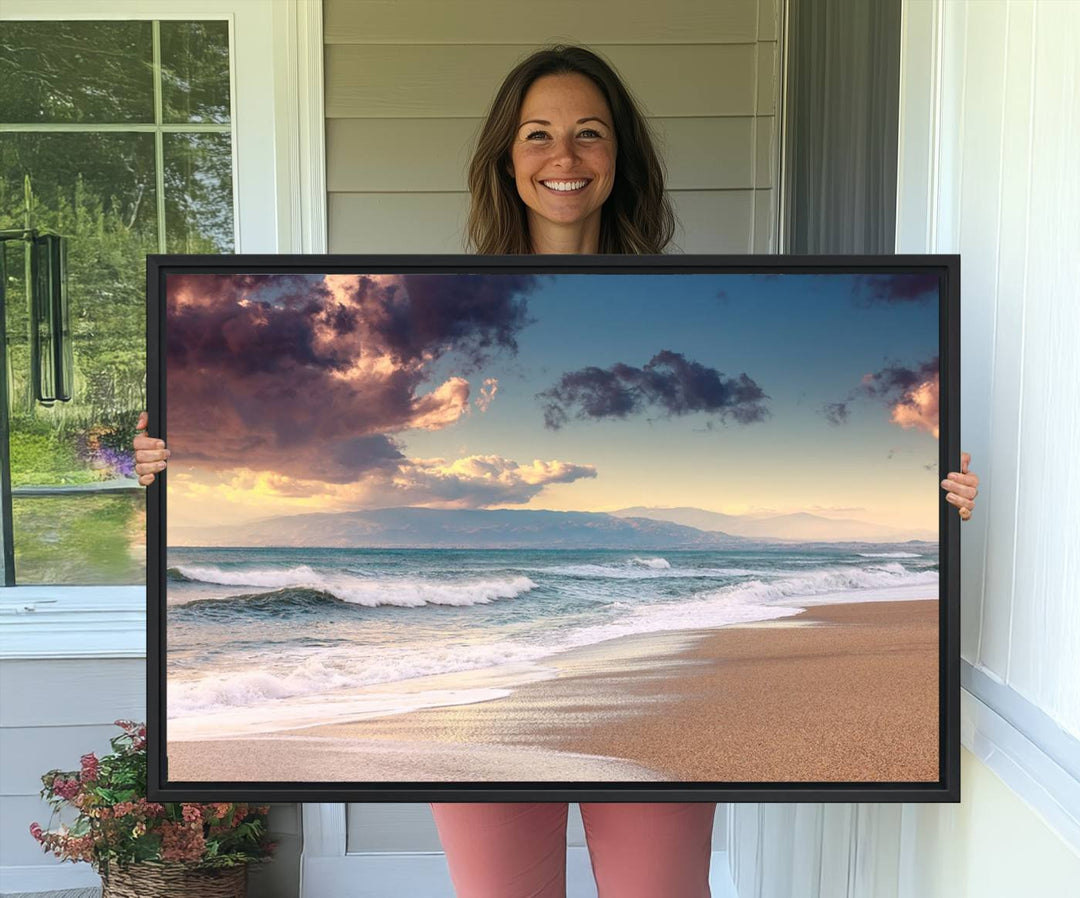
[0,0,326,658]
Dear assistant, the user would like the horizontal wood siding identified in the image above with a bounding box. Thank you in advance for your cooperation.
[326,45,762,118]
[325,0,761,45]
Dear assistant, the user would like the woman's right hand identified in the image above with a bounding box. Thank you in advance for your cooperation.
[133,410,170,486]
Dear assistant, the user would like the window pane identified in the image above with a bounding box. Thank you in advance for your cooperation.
[160,21,232,124]
[12,493,145,585]
[1,131,157,452]
[2,131,154,584]
[1,19,234,587]
[0,21,154,124]
[0,133,159,239]
[164,133,235,252]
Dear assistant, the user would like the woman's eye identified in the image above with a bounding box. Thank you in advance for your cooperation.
[523,129,602,140]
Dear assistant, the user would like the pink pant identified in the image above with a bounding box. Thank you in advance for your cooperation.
[430,802,716,898]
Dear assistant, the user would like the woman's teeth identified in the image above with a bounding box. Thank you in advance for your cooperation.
[541,179,589,192]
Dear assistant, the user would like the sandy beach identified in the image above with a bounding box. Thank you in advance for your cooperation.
[167,598,939,783]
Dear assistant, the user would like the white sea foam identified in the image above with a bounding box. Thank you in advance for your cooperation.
[171,566,537,608]
[168,561,939,724]
[168,687,519,739]
[695,561,937,603]
[535,562,767,580]
[168,641,557,717]
[630,557,671,569]
[858,552,923,558]
[174,564,322,587]
[553,564,938,651]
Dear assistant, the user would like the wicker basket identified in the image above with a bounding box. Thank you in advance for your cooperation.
[100,862,247,898]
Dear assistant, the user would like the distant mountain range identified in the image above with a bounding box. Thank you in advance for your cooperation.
[171,507,750,549]
[170,505,935,549]
[610,506,936,544]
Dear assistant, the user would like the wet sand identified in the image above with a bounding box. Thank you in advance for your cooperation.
[167,599,939,783]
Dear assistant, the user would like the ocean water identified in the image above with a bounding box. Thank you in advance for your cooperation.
[165,546,938,737]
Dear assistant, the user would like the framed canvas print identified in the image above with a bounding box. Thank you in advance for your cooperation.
[147,254,960,803]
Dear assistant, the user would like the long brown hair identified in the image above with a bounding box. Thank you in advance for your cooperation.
[465,45,677,255]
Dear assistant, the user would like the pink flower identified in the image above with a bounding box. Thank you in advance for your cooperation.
[160,821,206,863]
[181,804,202,824]
[29,822,43,842]
[137,799,166,818]
[52,778,80,801]
[80,753,99,782]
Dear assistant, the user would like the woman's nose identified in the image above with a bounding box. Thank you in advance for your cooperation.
[548,134,580,165]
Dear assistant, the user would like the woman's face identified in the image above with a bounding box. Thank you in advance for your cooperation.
[508,73,617,236]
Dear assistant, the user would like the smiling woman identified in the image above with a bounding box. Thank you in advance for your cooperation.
[465,45,675,255]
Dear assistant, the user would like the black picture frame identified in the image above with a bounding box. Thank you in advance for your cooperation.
[147,253,960,803]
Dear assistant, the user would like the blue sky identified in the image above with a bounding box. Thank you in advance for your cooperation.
[402,272,941,528]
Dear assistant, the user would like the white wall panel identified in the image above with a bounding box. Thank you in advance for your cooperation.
[979,0,1035,686]
[1004,0,1080,730]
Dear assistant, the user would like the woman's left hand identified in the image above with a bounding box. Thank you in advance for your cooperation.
[941,452,979,521]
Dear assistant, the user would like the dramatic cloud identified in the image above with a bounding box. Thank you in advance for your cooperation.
[537,350,770,430]
[823,356,940,438]
[367,273,538,369]
[165,273,538,482]
[852,273,940,306]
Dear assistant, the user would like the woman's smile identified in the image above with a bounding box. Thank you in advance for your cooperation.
[539,178,592,194]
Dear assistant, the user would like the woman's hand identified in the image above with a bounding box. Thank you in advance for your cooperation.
[133,410,169,486]
[941,452,979,521]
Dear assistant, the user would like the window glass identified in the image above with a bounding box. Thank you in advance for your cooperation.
[164,133,234,253]
[160,20,231,124]
[0,21,155,124]
[0,20,234,585]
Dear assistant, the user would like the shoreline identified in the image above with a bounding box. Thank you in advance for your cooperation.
[167,597,940,783]
[168,581,935,739]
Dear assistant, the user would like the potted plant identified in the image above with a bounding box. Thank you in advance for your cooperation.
[30,720,275,897]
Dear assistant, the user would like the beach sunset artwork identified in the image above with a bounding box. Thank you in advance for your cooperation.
[161,268,944,787]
